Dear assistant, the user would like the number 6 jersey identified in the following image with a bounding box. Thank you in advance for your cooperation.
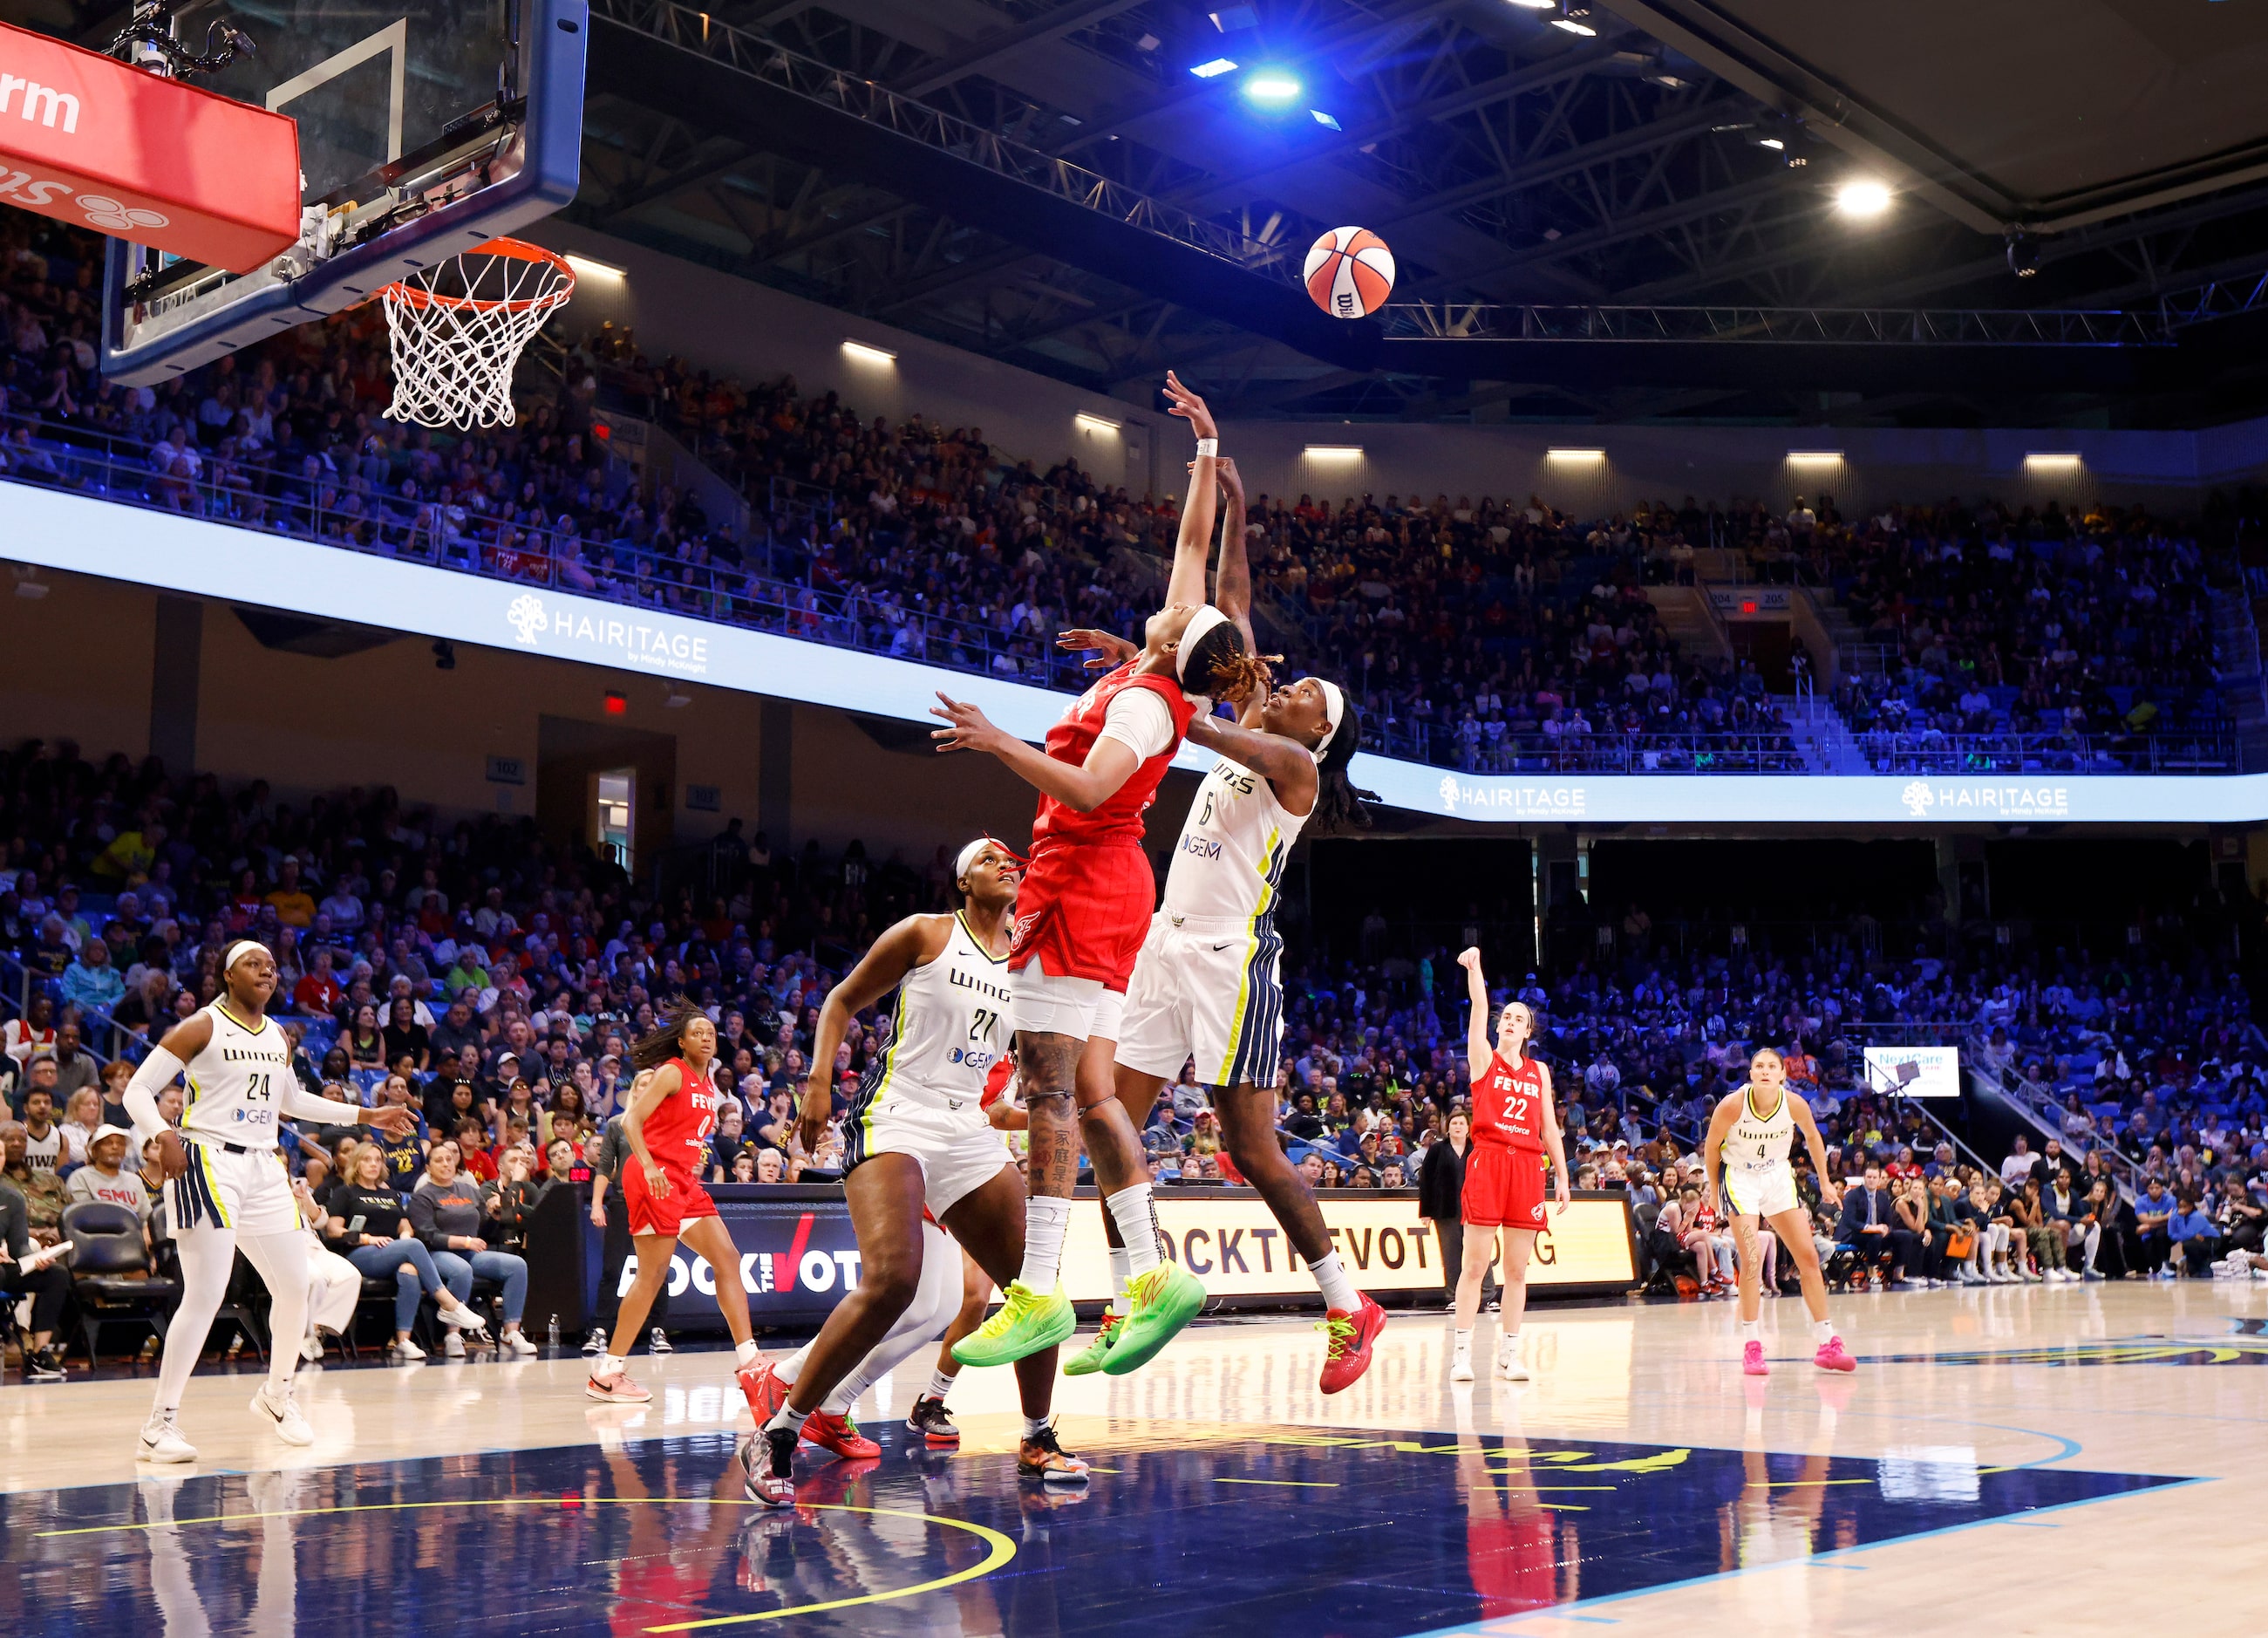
[180,1000,296,1148]
[860,912,1015,1114]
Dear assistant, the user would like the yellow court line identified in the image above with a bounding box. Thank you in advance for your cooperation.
[1747,1478,1873,1489]
[37,1496,1015,1633]
[1468,1485,1617,1492]
[1213,1478,1341,1488]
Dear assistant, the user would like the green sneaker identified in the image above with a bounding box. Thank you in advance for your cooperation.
[1061,1309,1124,1376]
[1101,1263,1205,1375]
[950,1280,1075,1368]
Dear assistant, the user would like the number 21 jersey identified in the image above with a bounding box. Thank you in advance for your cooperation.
[180,1000,296,1147]
[862,913,1014,1114]
[1474,1050,1547,1154]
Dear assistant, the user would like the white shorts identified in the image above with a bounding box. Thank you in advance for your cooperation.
[1722,1161,1800,1220]
[1011,960,1126,1041]
[844,1089,1016,1218]
[168,1141,302,1240]
[1114,912,1284,1089]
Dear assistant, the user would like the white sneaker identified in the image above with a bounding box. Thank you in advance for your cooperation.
[1449,1353,1475,1382]
[301,1333,326,1363]
[442,1332,467,1359]
[440,1306,489,1335]
[393,1337,426,1362]
[2020,1267,2041,1282]
[500,1329,539,1358]
[1496,1348,1530,1382]
[250,1382,314,1446]
[137,1416,197,1464]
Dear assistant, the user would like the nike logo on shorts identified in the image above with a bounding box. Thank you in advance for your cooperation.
[1212,942,1235,952]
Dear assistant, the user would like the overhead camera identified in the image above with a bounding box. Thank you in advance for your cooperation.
[2006,229,2041,277]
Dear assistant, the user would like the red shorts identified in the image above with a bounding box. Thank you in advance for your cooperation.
[622,1161,717,1238]
[1463,1144,1547,1230]
[1009,840,1155,988]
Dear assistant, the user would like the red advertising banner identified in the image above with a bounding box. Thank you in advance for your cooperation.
[0,21,299,273]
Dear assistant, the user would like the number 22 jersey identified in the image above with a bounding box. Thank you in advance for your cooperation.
[1474,1050,1548,1154]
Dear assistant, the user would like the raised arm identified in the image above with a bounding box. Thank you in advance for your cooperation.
[1212,457,1252,648]
[802,915,946,1150]
[1184,713,1318,814]
[1458,947,1491,1082]
[1161,371,1219,611]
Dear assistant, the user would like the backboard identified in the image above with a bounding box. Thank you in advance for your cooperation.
[87,0,586,383]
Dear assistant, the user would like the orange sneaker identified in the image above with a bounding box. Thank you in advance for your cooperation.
[1318,1295,1387,1395]
[585,1368,651,1403]
[739,1362,787,1422]
[801,1410,881,1459]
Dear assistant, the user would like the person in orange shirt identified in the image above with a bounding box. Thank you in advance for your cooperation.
[264,860,317,928]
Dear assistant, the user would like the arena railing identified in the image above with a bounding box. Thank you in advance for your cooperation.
[1854,727,2237,775]
[0,948,150,1069]
[1969,1046,2145,1199]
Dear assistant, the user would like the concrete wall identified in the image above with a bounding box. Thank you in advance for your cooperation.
[527,223,2268,516]
[0,568,1070,861]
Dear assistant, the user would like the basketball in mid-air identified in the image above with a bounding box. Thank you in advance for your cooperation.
[1304,227,1396,318]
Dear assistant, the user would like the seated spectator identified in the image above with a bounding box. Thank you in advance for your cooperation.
[2168,1191,2219,1276]
[1,1122,72,1378]
[324,1143,487,1358]
[411,1139,537,1355]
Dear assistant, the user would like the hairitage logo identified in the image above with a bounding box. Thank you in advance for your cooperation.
[1438,775,1586,816]
[1900,781,2069,820]
[503,592,711,677]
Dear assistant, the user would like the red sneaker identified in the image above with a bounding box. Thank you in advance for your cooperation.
[1318,1294,1387,1395]
[1813,1335,1857,1373]
[801,1410,881,1459]
[1742,1340,1769,1377]
[739,1362,787,1422]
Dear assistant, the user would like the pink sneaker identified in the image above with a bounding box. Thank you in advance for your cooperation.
[1742,1340,1769,1376]
[585,1368,653,1403]
[1813,1335,1857,1373]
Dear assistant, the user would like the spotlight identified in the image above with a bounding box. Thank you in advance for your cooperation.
[1189,57,1238,78]
[1505,0,1557,8]
[432,639,455,670]
[1550,16,1597,33]
[2006,229,2040,277]
[1834,179,1892,219]
[1243,70,1301,103]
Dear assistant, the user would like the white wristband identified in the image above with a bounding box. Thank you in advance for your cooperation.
[1195,438,1218,457]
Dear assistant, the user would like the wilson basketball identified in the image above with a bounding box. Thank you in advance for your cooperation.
[1304,226,1396,318]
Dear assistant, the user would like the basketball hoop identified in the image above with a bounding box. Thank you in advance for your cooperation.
[378,238,576,430]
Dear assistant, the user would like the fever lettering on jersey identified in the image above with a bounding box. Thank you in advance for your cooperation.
[642,1056,719,1170]
[1475,1051,1547,1153]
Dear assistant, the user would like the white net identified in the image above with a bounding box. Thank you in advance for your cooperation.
[378,240,576,430]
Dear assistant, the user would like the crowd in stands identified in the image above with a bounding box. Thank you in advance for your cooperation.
[10,213,2242,781]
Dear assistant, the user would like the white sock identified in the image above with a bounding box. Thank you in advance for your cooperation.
[926,1368,956,1401]
[766,1401,809,1437]
[1812,1318,1836,1345]
[1452,1328,1472,1358]
[821,1378,859,1416]
[735,1338,762,1368]
[1107,1246,1134,1316]
[1311,1252,1359,1314]
[1498,1329,1520,1356]
[774,1344,808,1387]
[1107,1184,1163,1277]
[1740,1320,1761,1342]
[600,1353,626,1377]
[1018,1195,1073,1291]
[1022,1415,1050,1439]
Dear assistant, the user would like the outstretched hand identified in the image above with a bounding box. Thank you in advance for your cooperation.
[1056,628,1138,671]
[1162,370,1217,442]
[931,692,1012,756]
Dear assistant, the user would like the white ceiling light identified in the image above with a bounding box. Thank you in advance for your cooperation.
[563,254,627,281]
[841,339,897,365]
[1835,179,1893,219]
[2024,452,2082,469]
[1550,17,1597,33]
[1074,413,1121,433]
[1504,0,1558,8]
[1304,444,1363,460]
[1787,450,1845,465]
[1547,447,1605,461]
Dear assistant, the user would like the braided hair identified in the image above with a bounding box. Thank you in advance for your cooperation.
[1311,692,1377,832]
[630,995,709,1072]
[1179,618,1276,706]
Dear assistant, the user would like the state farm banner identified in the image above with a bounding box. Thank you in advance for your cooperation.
[607,1187,1637,1332]
[0,22,299,271]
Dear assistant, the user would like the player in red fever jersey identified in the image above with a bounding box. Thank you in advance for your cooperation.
[588,1001,772,1414]
[1450,947,1572,1384]
[927,371,1266,1375]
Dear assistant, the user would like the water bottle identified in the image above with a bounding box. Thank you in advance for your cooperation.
[547,1314,561,1350]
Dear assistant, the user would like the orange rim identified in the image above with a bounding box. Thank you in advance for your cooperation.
[378,238,576,314]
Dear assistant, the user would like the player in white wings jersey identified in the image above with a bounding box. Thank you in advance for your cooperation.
[119,939,419,1463]
[743,839,1087,1506]
[1701,1047,1857,1377]
[1057,455,1388,1392]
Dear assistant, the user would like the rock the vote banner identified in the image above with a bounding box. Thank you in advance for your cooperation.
[608,1188,1637,1332]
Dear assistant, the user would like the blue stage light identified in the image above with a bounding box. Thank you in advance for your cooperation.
[1243,70,1301,103]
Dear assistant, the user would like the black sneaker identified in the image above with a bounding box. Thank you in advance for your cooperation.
[582,1327,606,1355]
[26,1347,65,1381]
[745,1425,800,1508]
[1017,1423,1091,1486]
[906,1395,960,1447]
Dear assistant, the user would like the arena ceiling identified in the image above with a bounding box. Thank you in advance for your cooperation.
[18,0,2268,426]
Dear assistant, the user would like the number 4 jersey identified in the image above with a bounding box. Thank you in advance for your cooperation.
[180,1000,296,1148]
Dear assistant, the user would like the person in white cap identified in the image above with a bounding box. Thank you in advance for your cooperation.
[119,939,421,1462]
[925,371,1261,1380]
[1057,454,1383,1392]
[743,837,1088,1505]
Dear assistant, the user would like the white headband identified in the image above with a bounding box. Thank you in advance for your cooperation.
[223,939,269,973]
[954,838,994,882]
[1313,679,1345,758]
[1175,604,1232,686]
